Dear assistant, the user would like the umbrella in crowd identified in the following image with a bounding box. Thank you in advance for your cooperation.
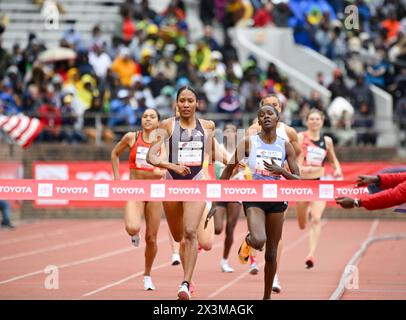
[37,47,77,63]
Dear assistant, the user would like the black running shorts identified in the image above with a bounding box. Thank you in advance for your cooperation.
[242,201,288,215]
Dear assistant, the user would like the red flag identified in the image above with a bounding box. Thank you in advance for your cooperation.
[0,114,43,148]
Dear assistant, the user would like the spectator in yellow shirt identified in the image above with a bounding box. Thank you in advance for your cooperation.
[111,47,141,87]
[77,74,99,110]
[190,40,211,72]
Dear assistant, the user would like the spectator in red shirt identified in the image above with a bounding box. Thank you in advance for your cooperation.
[253,1,273,27]
[335,172,406,211]
[36,96,70,143]
[122,10,136,44]
[380,10,400,44]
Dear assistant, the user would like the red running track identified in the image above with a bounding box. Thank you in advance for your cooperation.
[0,218,405,300]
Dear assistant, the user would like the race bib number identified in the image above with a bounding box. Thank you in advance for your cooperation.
[178,141,203,166]
[255,149,282,176]
[135,146,154,169]
[306,146,326,166]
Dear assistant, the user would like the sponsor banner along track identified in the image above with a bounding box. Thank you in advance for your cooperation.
[0,179,368,202]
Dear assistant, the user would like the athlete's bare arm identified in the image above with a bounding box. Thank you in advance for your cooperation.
[146,118,191,176]
[200,119,215,130]
[200,119,220,165]
[298,132,312,176]
[220,136,250,180]
[198,119,225,165]
[111,132,134,180]
[205,136,249,224]
[212,138,229,165]
[246,122,260,137]
[297,132,304,145]
[263,141,300,180]
[325,136,342,178]
[286,125,303,166]
[285,141,301,179]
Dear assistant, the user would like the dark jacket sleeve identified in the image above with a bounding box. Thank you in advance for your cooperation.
[361,173,406,210]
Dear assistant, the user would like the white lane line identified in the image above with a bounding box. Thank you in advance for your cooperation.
[81,261,172,297]
[329,219,379,300]
[0,236,168,286]
[79,230,240,298]
[207,221,328,299]
[368,219,380,237]
[352,289,406,293]
[0,232,122,262]
[330,223,406,300]
[0,221,118,245]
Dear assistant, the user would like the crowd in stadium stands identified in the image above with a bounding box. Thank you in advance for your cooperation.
[0,0,405,146]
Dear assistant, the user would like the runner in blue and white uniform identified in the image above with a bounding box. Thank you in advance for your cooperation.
[208,104,300,300]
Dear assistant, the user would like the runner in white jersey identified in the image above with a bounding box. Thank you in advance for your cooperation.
[207,104,300,299]
[245,94,303,293]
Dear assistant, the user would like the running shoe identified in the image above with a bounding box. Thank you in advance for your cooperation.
[272,273,282,293]
[238,234,251,264]
[171,253,181,266]
[220,259,234,273]
[131,234,140,247]
[305,255,315,269]
[1,223,15,229]
[249,262,259,275]
[177,283,191,300]
[143,276,156,291]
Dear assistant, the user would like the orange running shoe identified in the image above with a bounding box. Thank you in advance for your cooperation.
[238,234,251,264]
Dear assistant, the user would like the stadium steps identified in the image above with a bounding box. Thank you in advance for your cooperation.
[1,0,121,50]
[1,0,173,50]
